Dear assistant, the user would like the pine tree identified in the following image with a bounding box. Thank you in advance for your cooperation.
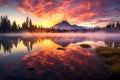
[29,19,32,27]
[22,17,31,31]
[29,19,33,32]
[26,17,29,27]
[11,21,18,32]
[22,22,27,30]
[106,24,110,29]
[0,15,11,32]
[111,22,115,28]
[116,22,120,28]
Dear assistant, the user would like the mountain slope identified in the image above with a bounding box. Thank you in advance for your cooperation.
[53,20,85,30]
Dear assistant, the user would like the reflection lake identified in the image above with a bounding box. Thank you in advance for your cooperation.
[0,33,120,80]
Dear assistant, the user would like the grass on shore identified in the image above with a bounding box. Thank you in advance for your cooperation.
[96,46,120,79]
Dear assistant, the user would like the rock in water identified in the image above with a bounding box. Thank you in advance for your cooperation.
[28,67,35,71]
[57,47,66,50]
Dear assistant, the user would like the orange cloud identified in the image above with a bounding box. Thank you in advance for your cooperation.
[0,0,3,2]
[17,0,120,27]
[0,0,2,1]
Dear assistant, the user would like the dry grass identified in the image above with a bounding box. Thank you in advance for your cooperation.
[96,46,120,79]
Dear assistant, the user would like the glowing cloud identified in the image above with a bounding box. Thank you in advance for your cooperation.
[0,0,120,27]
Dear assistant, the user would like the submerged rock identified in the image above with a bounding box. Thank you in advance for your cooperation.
[57,47,66,50]
[28,67,35,71]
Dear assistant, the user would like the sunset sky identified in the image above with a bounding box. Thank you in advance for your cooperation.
[0,0,120,27]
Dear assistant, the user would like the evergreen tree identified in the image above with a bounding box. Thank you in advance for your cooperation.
[17,24,20,30]
[11,21,18,32]
[22,17,32,31]
[29,19,32,27]
[26,17,29,28]
[22,22,27,30]
[116,22,120,28]
[111,22,115,28]
[29,19,33,31]
[106,24,111,29]
[106,23,114,29]
[0,15,11,32]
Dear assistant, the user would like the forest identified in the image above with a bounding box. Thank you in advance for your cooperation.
[0,15,120,33]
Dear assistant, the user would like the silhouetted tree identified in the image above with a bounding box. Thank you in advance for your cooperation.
[29,19,32,27]
[11,21,18,32]
[111,22,115,28]
[116,22,120,28]
[17,24,20,30]
[26,17,29,28]
[22,22,27,31]
[0,15,11,32]
[29,19,34,31]
[106,24,111,29]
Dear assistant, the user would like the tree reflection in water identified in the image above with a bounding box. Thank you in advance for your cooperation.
[0,35,120,80]
[0,36,120,53]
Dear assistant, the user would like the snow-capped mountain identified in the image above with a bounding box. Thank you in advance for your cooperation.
[53,20,85,30]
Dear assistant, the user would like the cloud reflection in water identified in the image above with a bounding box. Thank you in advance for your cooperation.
[22,40,108,80]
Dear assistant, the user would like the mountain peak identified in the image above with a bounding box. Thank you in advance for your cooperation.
[53,20,85,30]
[60,20,70,25]
[61,20,69,23]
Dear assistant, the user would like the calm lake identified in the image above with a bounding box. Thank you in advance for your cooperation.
[0,33,120,80]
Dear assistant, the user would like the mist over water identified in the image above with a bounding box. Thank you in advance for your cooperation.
[0,32,120,39]
[0,32,120,54]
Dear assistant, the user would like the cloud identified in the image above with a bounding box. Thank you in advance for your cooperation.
[17,0,100,26]
[0,0,3,3]
[1,0,120,26]
[0,0,4,4]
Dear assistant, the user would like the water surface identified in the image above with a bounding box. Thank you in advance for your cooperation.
[0,33,120,80]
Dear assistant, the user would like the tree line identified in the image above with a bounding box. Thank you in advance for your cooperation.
[105,22,120,32]
[106,22,120,29]
[0,15,54,33]
[0,15,120,33]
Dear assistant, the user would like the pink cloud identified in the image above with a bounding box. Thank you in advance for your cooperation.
[16,0,120,26]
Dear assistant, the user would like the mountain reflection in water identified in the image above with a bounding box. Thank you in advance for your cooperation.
[0,35,120,54]
[0,34,120,80]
